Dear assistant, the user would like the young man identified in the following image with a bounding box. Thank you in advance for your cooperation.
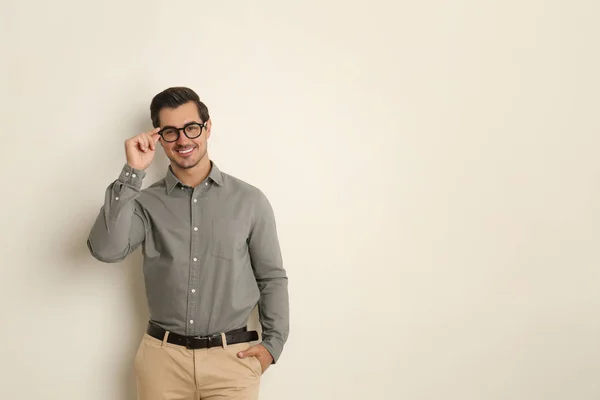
[87,87,289,400]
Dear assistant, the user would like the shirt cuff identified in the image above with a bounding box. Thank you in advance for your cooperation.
[117,164,146,190]
[260,335,284,364]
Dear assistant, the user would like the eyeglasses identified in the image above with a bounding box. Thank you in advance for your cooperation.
[158,122,206,142]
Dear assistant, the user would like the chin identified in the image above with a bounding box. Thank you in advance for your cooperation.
[172,155,200,170]
[175,159,199,169]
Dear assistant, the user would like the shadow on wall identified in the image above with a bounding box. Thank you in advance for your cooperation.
[68,221,149,400]
[120,250,149,400]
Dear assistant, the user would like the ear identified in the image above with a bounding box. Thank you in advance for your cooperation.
[205,119,212,139]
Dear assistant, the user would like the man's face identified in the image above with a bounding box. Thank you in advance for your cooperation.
[158,101,211,170]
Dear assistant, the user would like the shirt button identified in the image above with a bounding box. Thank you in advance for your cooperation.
[193,257,198,262]
[132,174,137,178]
[204,182,208,186]
[191,289,196,293]
[190,320,194,324]
[125,172,130,176]
[115,197,119,201]
[193,199,197,203]
[193,227,198,231]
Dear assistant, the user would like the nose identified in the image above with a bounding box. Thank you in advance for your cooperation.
[176,132,192,146]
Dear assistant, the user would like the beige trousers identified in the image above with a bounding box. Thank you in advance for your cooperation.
[134,332,262,400]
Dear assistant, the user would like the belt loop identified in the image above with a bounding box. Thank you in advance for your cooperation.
[162,331,170,348]
[220,332,228,349]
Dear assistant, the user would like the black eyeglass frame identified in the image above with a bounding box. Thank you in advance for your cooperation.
[158,121,207,142]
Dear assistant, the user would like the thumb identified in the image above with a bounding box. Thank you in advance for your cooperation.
[237,346,257,358]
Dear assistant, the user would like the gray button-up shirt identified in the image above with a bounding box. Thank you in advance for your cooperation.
[87,161,289,363]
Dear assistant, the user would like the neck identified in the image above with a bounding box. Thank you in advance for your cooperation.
[171,155,212,188]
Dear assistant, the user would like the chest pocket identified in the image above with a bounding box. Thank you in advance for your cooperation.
[211,218,248,260]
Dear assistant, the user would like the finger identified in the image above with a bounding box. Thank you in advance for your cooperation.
[136,136,146,152]
[138,135,149,152]
[144,134,152,151]
[145,133,156,151]
[150,128,162,148]
[237,346,258,358]
[150,131,161,148]
[143,127,160,137]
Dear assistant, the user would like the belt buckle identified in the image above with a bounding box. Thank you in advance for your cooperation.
[206,335,214,348]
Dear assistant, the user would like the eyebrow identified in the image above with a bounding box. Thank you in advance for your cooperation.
[161,121,202,129]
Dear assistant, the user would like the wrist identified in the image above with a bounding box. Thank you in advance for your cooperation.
[126,161,147,171]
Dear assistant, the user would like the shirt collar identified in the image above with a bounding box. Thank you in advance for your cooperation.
[165,160,223,195]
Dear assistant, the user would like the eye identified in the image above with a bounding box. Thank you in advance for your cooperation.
[162,128,178,139]
[186,124,201,133]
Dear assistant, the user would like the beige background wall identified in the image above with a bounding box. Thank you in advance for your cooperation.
[1,1,599,399]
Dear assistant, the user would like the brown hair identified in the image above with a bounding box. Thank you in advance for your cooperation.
[150,86,210,127]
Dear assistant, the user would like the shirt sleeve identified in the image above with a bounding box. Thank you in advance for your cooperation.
[247,190,290,364]
[87,164,147,263]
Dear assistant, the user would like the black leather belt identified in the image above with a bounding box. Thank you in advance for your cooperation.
[146,321,259,349]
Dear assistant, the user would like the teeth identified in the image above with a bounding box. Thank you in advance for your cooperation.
[178,148,193,154]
